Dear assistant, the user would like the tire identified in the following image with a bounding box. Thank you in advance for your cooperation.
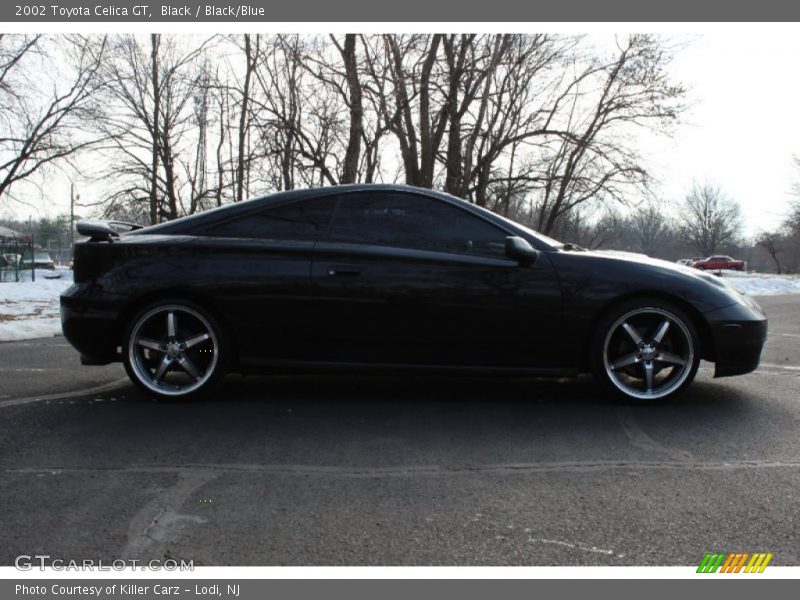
[123,299,227,401]
[591,298,700,402]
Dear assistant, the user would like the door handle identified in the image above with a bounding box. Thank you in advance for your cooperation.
[327,265,362,277]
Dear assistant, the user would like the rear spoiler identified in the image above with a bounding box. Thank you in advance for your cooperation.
[76,220,143,242]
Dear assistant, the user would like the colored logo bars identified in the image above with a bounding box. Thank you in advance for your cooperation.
[697,552,773,573]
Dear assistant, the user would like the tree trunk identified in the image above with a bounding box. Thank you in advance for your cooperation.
[340,34,363,184]
[149,34,160,225]
[236,34,255,203]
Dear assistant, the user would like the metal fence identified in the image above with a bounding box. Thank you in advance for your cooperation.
[0,237,35,283]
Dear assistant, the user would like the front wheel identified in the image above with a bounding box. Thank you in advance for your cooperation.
[591,299,700,402]
[123,300,226,400]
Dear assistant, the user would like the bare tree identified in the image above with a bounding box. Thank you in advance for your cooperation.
[365,34,446,188]
[333,34,363,184]
[777,197,800,273]
[148,33,160,223]
[756,231,784,274]
[0,34,106,204]
[251,35,302,190]
[96,34,215,223]
[288,33,375,184]
[252,35,348,190]
[210,65,234,207]
[545,204,623,249]
[784,198,800,237]
[8,32,685,231]
[680,182,743,256]
[362,34,685,235]
[531,35,685,235]
[628,201,672,256]
[235,34,259,202]
[792,155,800,200]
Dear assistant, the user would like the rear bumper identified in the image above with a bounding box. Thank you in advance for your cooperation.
[60,283,125,364]
[705,299,768,378]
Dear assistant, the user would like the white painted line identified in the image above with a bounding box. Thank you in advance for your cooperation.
[0,378,130,409]
[0,368,67,372]
[528,538,616,556]
[5,459,800,478]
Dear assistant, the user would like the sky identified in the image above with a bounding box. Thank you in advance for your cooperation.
[4,29,800,238]
[647,31,800,235]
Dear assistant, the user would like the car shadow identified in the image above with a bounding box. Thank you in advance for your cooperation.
[37,370,767,468]
[4,367,776,472]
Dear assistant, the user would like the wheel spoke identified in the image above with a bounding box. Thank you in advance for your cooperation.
[177,355,202,380]
[167,311,177,338]
[621,322,643,345]
[184,332,210,349]
[656,351,686,366]
[643,361,654,392]
[153,356,172,383]
[136,337,165,352]
[611,352,639,370]
[652,320,671,345]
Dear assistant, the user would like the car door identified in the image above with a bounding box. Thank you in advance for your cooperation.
[309,191,564,370]
[191,195,336,364]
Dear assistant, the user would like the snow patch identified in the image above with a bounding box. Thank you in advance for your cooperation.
[0,269,73,342]
[0,317,63,342]
[717,271,800,296]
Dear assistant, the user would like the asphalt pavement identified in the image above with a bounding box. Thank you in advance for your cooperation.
[1,295,798,566]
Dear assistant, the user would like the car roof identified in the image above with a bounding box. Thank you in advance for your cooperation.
[139,184,463,230]
[129,184,559,250]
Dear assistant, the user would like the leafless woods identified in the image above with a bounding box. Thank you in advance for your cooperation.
[0,33,686,235]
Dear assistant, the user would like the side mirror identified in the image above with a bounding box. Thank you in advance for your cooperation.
[505,236,538,266]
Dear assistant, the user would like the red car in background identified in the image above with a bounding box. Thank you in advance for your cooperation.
[692,255,746,271]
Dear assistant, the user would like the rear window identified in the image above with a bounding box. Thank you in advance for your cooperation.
[204,197,336,241]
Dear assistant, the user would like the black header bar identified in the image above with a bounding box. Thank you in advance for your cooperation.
[3,0,800,23]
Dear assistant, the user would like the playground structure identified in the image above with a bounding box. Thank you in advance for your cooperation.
[0,226,35,283]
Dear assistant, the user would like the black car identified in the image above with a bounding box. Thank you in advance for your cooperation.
[61,184,767,402]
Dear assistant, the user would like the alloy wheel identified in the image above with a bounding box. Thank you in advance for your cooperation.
[127,304,219,397]
[602,307,695,401]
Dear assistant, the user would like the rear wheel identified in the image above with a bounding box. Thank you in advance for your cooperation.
[592,299,700,402]
[123,300,226,400]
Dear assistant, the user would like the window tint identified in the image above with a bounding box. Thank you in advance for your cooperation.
[329,192,507,257]
[204,196,335,241]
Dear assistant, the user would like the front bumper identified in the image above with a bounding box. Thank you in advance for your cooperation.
[705,299,768,378]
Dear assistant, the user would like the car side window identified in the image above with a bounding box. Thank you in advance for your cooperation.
[328,192,508,257]
[204,196,336,241]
